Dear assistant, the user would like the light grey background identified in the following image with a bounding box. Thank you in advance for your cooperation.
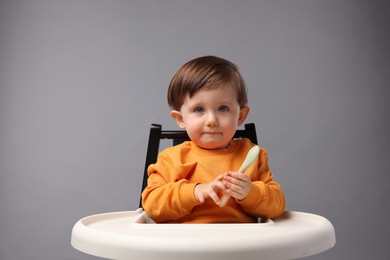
[0,0,389,259]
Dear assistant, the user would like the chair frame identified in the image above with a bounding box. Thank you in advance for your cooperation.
[139,123,258,208]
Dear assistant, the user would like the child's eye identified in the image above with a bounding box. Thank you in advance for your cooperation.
[218,105,229,112]
[194,107,205,113]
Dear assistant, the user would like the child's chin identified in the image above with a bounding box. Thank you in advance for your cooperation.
[198,142,228,150]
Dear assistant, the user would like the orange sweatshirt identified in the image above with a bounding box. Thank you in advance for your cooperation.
[142,138,286,223]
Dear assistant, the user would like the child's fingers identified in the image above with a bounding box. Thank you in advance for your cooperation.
[213,180,227,191]
[194,186,205,203]
[225,183,245,196]
[216,173,227,181]
[223,172,252,200]
[210,181,227,205]
[208,191,222,205]
[197,193,205,203]
[224,176,244,189]
[226,171,250,182]
[195,180,227,205]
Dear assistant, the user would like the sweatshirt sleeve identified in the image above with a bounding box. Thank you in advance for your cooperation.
[141,151,202,223]
[237,148,286,218]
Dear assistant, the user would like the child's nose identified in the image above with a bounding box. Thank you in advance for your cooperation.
[205,112,218,126]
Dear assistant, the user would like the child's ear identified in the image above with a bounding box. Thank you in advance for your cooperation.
[238,106,250,126]
[170,110,186,129]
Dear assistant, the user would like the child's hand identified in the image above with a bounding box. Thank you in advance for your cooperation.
[194,174,226,205]
[223,172,252,201]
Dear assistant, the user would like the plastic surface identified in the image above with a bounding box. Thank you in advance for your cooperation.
[71,209,335,260]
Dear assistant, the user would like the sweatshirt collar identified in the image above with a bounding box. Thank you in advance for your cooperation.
[189,140,237,156]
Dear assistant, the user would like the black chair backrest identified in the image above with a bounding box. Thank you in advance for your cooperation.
[139,123,258,208]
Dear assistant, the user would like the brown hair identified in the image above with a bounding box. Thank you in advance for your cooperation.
[167,56,248,110]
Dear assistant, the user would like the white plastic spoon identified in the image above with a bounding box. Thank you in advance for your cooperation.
[219,145,260,207]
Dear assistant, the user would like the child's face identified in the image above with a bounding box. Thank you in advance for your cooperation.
[171,85,249,149]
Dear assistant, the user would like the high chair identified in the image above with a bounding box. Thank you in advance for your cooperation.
[71,123,335,260]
